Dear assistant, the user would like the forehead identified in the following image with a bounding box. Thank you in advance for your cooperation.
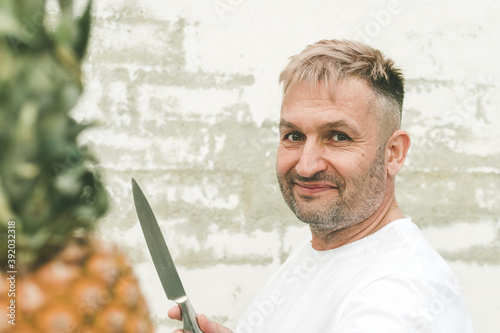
[280,79,380,133]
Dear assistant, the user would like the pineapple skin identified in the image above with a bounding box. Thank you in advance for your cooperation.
[0,235,155,333]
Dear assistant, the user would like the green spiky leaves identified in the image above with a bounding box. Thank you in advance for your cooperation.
[0,0,108,271]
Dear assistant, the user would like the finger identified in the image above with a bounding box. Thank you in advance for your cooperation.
[211,322,233,333]
[198,314,233,333]
[197,314,213,332]
[168,305,182,321]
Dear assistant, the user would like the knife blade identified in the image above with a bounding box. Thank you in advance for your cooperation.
[132,178,202,333]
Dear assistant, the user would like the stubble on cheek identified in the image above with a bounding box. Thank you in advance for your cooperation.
[277,171,346,228]
[276,145,387,232]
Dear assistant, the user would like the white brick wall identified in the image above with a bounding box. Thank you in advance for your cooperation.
[73,0,500,331]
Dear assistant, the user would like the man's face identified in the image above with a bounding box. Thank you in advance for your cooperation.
[276,78,388,232]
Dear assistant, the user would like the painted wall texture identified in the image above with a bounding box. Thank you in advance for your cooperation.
[71,0,499,331]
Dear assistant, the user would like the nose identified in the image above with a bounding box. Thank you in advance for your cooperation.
[295,140,328,178]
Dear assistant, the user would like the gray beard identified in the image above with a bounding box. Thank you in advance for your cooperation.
[277,146,387,233]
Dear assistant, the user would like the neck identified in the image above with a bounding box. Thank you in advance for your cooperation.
[310,198,404,251]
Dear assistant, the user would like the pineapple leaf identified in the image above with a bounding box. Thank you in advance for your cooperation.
[0,0,108,271]
[72,1,92,60]
[0,4,22,36]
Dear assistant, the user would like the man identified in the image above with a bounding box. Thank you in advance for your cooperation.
[169,39,474,332]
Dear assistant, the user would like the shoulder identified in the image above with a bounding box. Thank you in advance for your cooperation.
[332,218,474,332]
[333,272,473,332]
[356,218,451,274]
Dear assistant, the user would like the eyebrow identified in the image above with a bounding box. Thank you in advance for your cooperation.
[279,119,362,137]
[279,120,298,130]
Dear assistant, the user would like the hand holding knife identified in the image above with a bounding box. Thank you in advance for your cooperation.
[132,178,202,333]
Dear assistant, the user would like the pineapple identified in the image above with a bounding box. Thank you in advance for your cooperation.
[0,1,154,332]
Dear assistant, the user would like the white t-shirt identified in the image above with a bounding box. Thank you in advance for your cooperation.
[235,218,473,333]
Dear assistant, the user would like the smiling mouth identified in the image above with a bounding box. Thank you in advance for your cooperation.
[294,182,338,196]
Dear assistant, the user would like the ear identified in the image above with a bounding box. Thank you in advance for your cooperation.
[385,129,411,176]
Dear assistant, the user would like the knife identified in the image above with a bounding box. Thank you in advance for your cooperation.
[132,178,202,333]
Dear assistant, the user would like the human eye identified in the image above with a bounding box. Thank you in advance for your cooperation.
[331,133,350,142]
[284,132,304,142]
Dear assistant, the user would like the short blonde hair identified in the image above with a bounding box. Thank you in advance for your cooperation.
[279,39,404,139]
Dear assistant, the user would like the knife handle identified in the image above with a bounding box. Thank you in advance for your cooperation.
[179,297,203,333]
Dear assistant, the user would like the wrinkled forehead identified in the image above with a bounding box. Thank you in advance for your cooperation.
[281,78,380,114]
[279,78,389,143]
